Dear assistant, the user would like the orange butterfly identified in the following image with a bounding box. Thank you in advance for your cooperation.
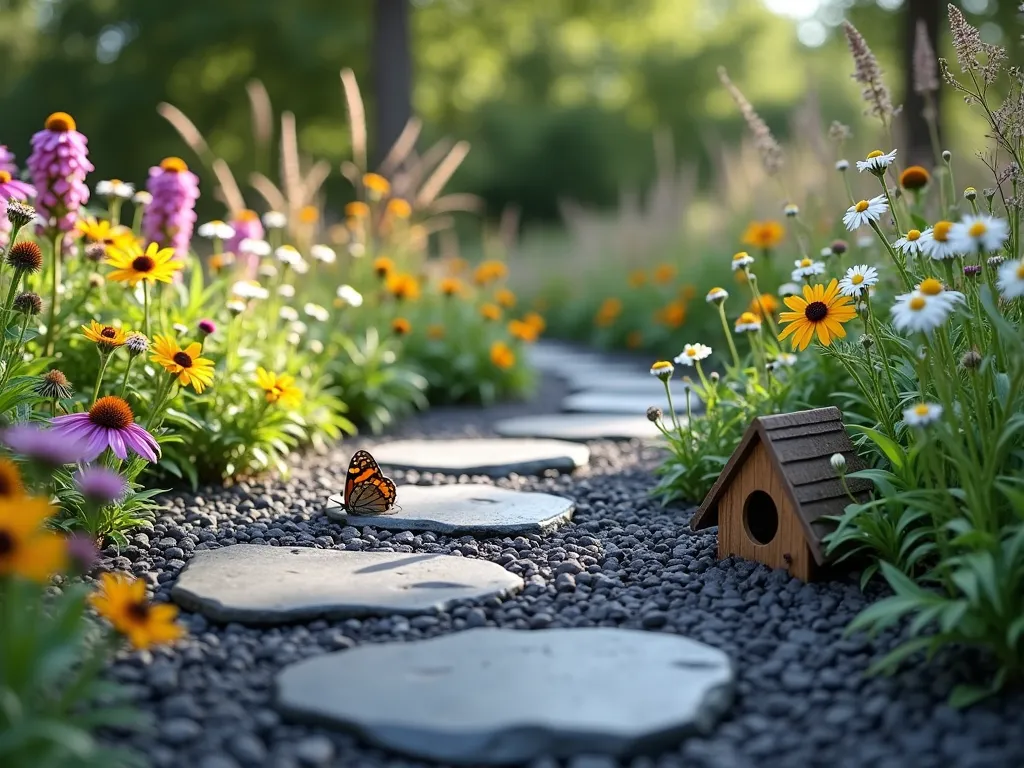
[343,450,398,515]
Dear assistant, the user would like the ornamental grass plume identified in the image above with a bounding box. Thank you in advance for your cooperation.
[717,67,783,176]
[26,112,94,233]
[842,21,897,126]
[142,158,200,258]
[913,20,939,97]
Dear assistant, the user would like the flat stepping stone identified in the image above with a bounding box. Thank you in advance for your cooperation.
[275,627,735,765]
[493,413,661,441]
[366,438,589,477]
[171,545,522,625]
[562,390,700,416]
[565,375,697,395]
[326,484,574,535]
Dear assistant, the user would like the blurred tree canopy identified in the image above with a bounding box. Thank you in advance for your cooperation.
[0,0,1019,223]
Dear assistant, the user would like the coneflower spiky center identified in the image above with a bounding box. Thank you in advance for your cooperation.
[89,396,134,430]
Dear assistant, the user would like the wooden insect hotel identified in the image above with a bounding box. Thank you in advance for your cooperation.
[690,407,871,581]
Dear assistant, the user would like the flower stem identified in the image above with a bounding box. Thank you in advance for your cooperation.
[717,303,741,370]
[92,352,111,405]
[120,357,136,398]
[43,231,62,357]
[142,281,150,339]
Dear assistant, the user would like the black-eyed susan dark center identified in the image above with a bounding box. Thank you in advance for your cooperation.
[173,351,193,368]
[805,301,828,322]
[127,600,151,623]
[132,255,155,273]
[89,396,134,429]
[0,530,12,556]
[101,327,117,340]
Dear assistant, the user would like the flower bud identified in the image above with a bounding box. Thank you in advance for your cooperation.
[960,350,982,370]
[835,159,849,172]
[646,406,663,423]
[942,150,951,163]
[830,453,847,473]
[963,187,977,201]
[859,334,874,350]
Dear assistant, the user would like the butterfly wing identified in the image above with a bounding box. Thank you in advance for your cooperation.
[344,450,398,515]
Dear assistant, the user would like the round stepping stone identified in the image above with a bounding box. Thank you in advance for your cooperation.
[366,438,589,478]
[326,484,574,535]
[275,628,735,765]
[493,413,661,441]
[171,545,522,625]
[562,390,699,416]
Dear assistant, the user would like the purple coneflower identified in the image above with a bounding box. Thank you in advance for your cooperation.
[26,112,94,233]
[142,157,200,258]
[74,466,128,505]
[0,169,35,202]
[226,210,265,277]
[66,532,99,574]
[50,396,159,462]
[0,145,16,174]
[2,423,88,466]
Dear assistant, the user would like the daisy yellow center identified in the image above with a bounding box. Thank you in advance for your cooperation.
[852,274,864,285]
[804,301,828,322]
[1016,264,1024,280]
[159,157,188,172]
[909,296,927,311]
[652,361,672,371]
[132,255,155,273]
[238,209,259,222]
[710,287,724,294]
[800,258,812,267]
[172,351,193,368]
[89,396,134,430]
[866,150,884,159]
[919,278,943,296]
[855,200,869,213]
[45,112,76,131]
[907,229,921,241]
[914,404,930,417]
[686,349,697,357]
[733,252,748,261]
[968,221,987,237]
[0,171,10,184]
[933,221,952,242]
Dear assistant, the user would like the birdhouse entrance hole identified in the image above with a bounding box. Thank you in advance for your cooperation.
[743,490,778,545]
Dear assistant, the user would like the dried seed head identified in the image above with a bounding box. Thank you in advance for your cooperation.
[913,19,939,96]
[13,291,42,315]
[646,406,663,423]
[35,369,73,400]
[85,243,106,262]
[843,21,897,123]
[6,241,43,273]
[960,349,983,369]
[4,200,36,228]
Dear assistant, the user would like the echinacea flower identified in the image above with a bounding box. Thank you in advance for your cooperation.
[27,112,94,232]
[650,360,674,380]
[95,179,134,199]
[0,145,16,174]
[197,220,235,240]
[2,423,86,466]
[734,312,762,333]
[0,496,67,582]
[0,169,35,202]
[141,158,200,257]
[4,200,37,229]
[778,279,857,350]
[918,222,959,261]
[255,367,303,408]
[855,148,897,174]
[948,214,1009,255]
[89,573,185,650]
[997,259,1024,300]
[706,287,729,304]
[50,396,159,462]
[893,229,925,257]
[843,195,888,230]
[13,292,41,315]
[81,320,128,350]
[791,258,826,281]
[35,369,74,401]
[731,252,755,271]
[838,265,879,297]
[6,241,44,274]
[310,244,336,264]
[74,466,128,505]
[106,241,183,286]
[674,344,711,366]
[490,341,515,370]
[150,335,215,393]
[903,402,943,428]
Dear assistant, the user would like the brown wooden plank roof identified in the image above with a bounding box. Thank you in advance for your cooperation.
[689,406,872,565]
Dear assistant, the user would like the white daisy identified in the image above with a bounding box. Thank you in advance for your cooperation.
[855,149,898,174]
[947,214,1009,255]
[783,203,799,217]
[791,258,826,280]
[226,299,247,315]
[279,306,299,322]
[240,238,272,257]
[734,313,762,333]
[290,321,309,336]
[731,252,754,271]
[915,277,965,311]
[820,246,833,259]
[893,229,925,257]
[172,322,189,335]
[309,340,325,355]
[275,245,303,265]
[336,284,364,307]
[132,191,152,206]
[997,259,1024,300]
[843,195,888,231]
[918,222,960,261]
[778,282,801,297]
[706,287,729,304]
[197,220,236,240]
[774,352,797,367]
[278,284,296,299]
[890,291,955,334]
[835,159,849,171]
[95,179,134,199]
[258,263,278,279]
[310,244,337,264]
[650,361,674,380]
[304,303,329,322]
[262,211,288,229]
[674,343,712,367]
[291,259,310,275]
[838,265,879,297]
[903,402,943,428]
[231,281,269,301]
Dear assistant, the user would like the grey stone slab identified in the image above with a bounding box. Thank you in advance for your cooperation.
[275,628,735,765]
[326,484,574,535]
[367,438,589,477]
[562,390,699,416]
[171,545,522,625]
[492,413,661,441]
[564,375,698,395]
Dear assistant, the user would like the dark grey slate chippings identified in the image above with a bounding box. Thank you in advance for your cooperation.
[93,369,1024,768]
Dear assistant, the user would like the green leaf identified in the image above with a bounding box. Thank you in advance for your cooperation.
[847,425,905,470]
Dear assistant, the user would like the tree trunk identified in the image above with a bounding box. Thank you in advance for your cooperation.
[371,0,413,168]
[903,0,941,167]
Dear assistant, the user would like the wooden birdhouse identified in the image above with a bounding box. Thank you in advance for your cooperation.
[689,407,871,581]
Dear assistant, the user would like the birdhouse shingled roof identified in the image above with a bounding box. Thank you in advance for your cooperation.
[689,406,872,565]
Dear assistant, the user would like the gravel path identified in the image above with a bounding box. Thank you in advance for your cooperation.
[97,373,1024,768]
